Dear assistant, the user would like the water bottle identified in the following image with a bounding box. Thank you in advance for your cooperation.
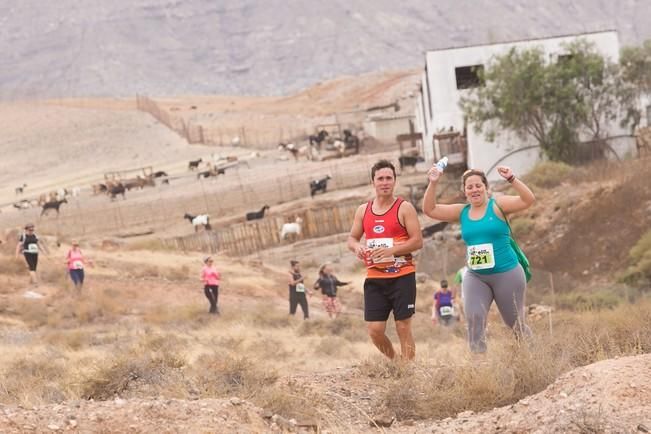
[434,156,448,172]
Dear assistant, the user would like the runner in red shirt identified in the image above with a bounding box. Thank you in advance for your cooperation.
[347,159,423,360]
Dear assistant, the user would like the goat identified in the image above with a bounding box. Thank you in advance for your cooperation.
[153,171,168,178]
[15,183,27,195]
[246,205,269,221]
[421,222,448,238]
[398,155,424,171]
[310,175,331,197]
[280,217,303,240]
[278,142,311,161]
[308,130,329,150]
[41,198,67,216]
[92,183,108,195]
[184,213,211,232]
[188,158,203,170]
[107,182,126,200]
[197,167,225,179]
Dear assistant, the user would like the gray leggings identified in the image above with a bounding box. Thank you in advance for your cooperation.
[463,265,531,353]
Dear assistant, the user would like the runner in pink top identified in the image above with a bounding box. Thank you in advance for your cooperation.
[201,256,221,314]
[65,240,92,292]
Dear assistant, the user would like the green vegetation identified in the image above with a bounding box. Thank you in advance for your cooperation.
[460,39,645,163]
[620,229,651,285]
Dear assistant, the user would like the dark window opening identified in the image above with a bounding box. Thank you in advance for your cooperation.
[455,65,484,90]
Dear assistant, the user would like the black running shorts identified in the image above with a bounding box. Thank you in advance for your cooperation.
[364,272,416,321]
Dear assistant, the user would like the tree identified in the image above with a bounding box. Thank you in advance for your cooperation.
[619,40,651,131]
[460,40,631,163]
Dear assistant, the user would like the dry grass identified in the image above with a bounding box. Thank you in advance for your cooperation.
[356,300,651,421]
[0,351,73,406]
[0,254,27,276]
[80,335,188,400]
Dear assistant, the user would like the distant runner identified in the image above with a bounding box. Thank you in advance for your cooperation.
[288,260,310,320]
[431,279,457,326]
[348,159,423,360]
[65,240,93,292]
[313,263,348,319]
[15,223,49,286]
[423,166,535,353]
[200,256,221,315]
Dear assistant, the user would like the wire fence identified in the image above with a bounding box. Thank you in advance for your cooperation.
[0,154,390,239]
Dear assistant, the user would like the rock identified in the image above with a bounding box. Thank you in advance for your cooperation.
[371,414,395,427]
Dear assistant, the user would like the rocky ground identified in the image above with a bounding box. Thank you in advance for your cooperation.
[0,354,648,433]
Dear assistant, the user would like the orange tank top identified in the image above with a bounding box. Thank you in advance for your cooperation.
[362,197,415,279]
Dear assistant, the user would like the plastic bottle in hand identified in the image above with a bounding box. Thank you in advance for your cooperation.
[434,156,448,172]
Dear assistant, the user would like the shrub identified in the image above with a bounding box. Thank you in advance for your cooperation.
[80,340,187,400]
[523,161,572,188]
[619,229,651,285]
[0,353,71,406]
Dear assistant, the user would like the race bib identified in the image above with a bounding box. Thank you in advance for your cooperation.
[467,243,495,270]
[72,260,84,270]
[439,306,454,316]
[26,243,38,253]
[295,283,305,293]
[366,238,395,264]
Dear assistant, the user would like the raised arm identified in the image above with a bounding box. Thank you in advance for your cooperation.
[494,166,536,215]
[422,167,464,222]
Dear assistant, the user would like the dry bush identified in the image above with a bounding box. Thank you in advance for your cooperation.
[0,352,72,406]
[255,382,321,423]
[80,337,187,400]
[523,161,573,189]
[192,353,278,399]
[359,300,651,421]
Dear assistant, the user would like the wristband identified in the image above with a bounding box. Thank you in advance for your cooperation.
[507,174,516,183]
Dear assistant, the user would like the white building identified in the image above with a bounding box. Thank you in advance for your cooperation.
[416,30,638,180]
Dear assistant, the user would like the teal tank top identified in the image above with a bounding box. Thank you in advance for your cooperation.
[460,198,518,274]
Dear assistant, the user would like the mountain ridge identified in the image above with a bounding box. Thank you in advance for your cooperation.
[1,0,649,98]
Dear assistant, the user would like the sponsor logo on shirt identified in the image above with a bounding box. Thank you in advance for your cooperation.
[373,225,385,234]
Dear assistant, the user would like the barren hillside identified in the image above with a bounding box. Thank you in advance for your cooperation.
[1,0,650,98]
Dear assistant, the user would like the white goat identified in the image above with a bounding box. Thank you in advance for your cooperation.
[280,217,303,240]
[184,213,212,232]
